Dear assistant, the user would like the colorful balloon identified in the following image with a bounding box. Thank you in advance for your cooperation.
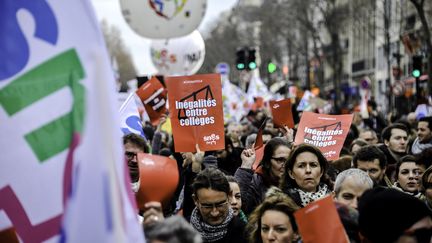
[120,0,207,39]
[150,30,205,76]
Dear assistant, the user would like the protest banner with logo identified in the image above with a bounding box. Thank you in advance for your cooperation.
[119,92,146,138]
[135,76,167,125]
[294,196,349,243]
[0,1,144,242]
[135,153,179,210]
[294,112,353,160]
[269,99,294,128]
[166,73,225,152]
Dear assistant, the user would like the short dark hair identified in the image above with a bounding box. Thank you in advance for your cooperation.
[395,155,423,178]
[280,144,328,191]
[419,116,432,130]
[192,168,230,196]
[123,133,149,153]
[353,145,387,169]
[381,123,408,142]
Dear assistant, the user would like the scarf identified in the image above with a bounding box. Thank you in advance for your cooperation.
[190,207,234,242]
[411,138,432,154]
[393,183,425,200]
[295,184,329,207]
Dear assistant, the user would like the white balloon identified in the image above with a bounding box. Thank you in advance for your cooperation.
[120,0,207,39]
[150,30,205,76]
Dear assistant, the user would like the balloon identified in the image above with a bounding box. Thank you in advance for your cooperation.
[136,153,179,209]
[150,30,205,76]
[120,0,207,39]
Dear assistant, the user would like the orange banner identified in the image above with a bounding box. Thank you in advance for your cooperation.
[253,118,267,170]
[294,196,348,243]
[269,99,294,128]
[294,112,353,160]
[166,74,225,152]
[136,153,179,210]
[135,76,168,126]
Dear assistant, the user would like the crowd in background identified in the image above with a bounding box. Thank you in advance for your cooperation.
[124,102,432,243]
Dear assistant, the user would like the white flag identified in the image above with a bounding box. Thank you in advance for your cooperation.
[0,1,145,242]
[119,92,146,139]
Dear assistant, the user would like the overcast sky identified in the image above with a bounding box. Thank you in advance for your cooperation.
[90,0,238,76]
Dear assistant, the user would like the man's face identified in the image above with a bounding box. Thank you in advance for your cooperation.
[417,121,432,143]
[194,188,229,226]
[356,159,386,184]
[228,124,241,141]
[385,128,408,153]
[359,131,378,145]
[124,142,144,183]
[334,176,371,209]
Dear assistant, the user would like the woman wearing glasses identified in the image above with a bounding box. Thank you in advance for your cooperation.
[280,144,332,207]
[190,167,247,243]
[235,137,292,214]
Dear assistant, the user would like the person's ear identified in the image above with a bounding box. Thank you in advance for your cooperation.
[288,170,295,180]
[384,139,389,146]
[331,191,337,199]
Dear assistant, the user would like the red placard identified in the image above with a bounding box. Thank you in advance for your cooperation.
[166,74,225,152]
[294,112,353,160]
[294,196,348,243]
[135,76,168,125]
[269,99,294,128]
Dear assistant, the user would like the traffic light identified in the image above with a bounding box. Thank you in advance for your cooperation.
[268,62,277,73]
[236,49,246,70]
[248,49,257,70]
[412,55,423,78]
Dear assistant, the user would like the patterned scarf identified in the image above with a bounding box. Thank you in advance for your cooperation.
[411,138,432,154]
[295,184,329,207]
[190,207,234,242]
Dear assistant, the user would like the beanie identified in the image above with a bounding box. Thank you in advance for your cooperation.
[203,155,218,168]
[358,187,430,243]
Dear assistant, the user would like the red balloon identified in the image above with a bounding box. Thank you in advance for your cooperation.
[136,153,179,210]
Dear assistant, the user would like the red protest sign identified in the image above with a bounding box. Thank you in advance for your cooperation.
[294,112,353,160]
[135,76,168,126]
[294,196,348,243]
[136,153,179,210]
[253,118,267,170]
[269,99,294,128]
[166,74,225,152]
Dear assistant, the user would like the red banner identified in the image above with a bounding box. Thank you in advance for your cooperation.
[294,112,353,160]
[135,76,168,126]
[269,99,294,128]
[166,74,225,152]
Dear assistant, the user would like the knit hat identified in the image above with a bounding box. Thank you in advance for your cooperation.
[358,187,431,243]
[202,155,218,168]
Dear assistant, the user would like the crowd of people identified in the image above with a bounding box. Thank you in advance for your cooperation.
[124,107,432,243]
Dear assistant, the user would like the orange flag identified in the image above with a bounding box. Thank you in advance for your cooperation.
[136,153,179,210]
[294,196,348,243]
[294,112,353,160]
[269,98,294,128]
[166,74,225,152]
[135,76,168,126]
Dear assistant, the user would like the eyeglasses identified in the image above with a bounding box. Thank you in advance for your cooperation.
[125,151,137,161]
[198,200,229,211]
[272,157,288,164]
[403,227,432,242]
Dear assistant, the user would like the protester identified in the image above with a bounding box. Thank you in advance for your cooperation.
[393,155,426,198]
[358,129,379,145]
[349,138,368,155]
[421,166,432,211]
[227,122,244,148]
[235,137,292,214]
[378,123,409,179]
[412,116,432,155]
[333,168,373,209]
[280,144,332,207]
[247,188,300,243]
[358,187,432,243]
[353,145,393,187]
[123,133,149,193]
[190,168,247,243]
[145,215,202,243]
[214,135,242,175]
[226,176,247,223]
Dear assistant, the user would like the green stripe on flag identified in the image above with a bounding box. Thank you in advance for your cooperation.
[0,49,86,162]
